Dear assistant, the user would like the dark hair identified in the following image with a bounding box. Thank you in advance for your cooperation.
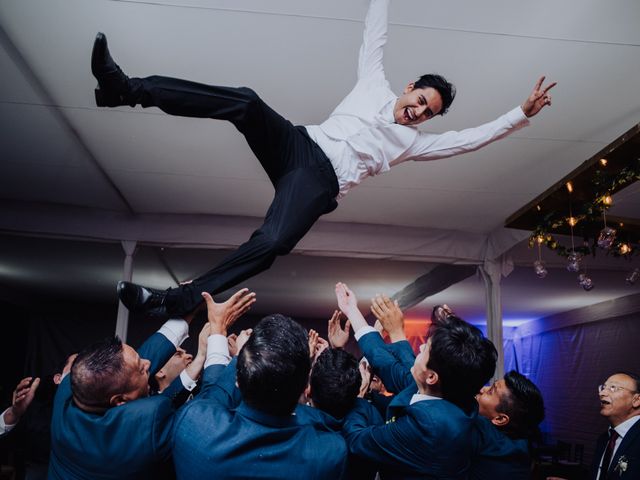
[498,370,545,439]
[237,314,311,416]
[609,371,640,392]
[414,74,456,116]
[71,336,127,410]
[427,316,496,410]
[310,349,361,419]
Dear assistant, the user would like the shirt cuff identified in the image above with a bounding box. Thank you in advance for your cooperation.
[509,106,530,127]
[179,370,198,392]
[0,408,16,434]
[354,326,379,341]
[204,334,231,368]
[158,319,190,348]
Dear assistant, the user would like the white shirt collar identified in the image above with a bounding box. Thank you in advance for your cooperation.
[409,393,442,405]
[614,414,640,438]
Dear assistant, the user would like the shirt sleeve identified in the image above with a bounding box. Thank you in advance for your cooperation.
[410,107,529,161]
[179,369,198,392]
[158,319,190,348]
[0,408,16,435]
[204,334,231,368]
[357,0,389,83]
[354,325,379,341]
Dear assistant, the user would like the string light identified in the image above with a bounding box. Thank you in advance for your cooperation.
[599,158,608,166]
[602,194,613,206]
[566,181,573,193]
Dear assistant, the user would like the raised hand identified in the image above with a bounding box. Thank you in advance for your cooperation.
[370,294,405,342]
[236,329,253,354]
[358,361,372,398]
[227,333,238,357]
[335,282,359,316]
[327,310,351,349]
[201,288,256,336]
[521,76,557,118]
[308,329,319,360]
[313,337,330,362]
[4,377,40,426]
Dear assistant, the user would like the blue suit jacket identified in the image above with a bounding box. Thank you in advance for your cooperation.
[172,359,348,479]
[469,416,530,479]
[590,419,640,479]
[48,332,178,479]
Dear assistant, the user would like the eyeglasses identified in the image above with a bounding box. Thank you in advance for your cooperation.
[598,384,638,394]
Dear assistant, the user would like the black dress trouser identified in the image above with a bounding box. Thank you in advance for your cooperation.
[132,76,339,314]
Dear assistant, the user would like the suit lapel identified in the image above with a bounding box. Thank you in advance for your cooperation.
[608,418,640,477]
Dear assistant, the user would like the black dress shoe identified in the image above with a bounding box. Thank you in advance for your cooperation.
[117,281,169,316]
[91,32,132,107]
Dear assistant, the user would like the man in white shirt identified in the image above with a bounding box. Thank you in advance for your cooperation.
[90,0,555,319]
[590,372,640,480]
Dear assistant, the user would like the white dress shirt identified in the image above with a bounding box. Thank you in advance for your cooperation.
[596,415,640,479]
[305,0,529,199]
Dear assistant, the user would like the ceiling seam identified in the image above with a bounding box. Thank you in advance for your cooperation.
[106,0,640,47]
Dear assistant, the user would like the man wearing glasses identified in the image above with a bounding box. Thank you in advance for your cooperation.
[591,372,640,480]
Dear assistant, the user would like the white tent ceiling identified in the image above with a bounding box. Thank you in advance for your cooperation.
[0,0,639,325]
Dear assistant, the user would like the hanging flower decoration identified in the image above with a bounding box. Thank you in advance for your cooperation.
[528,158,640,261]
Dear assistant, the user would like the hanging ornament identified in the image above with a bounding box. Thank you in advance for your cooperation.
[566,251,582,272]
[566,198,582,272]
[577,272,594,291]
[533,242,547,278]
[626,268,640,285]
[597,208,617,249]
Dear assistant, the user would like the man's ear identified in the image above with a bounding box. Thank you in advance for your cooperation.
[491,413,510,427]
[53,373,62,385]
[632,393,640,409]
[403,82,415,94]
[109,394,128,407]
[425,370,439,386]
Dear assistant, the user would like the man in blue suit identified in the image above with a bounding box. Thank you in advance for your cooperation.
[172,302,348,479]
[335,282,497,479]
[48,288,254,480]
[368,294,544,479]
[591,372,640,480]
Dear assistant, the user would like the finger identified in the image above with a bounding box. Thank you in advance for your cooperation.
[382,295,394,308]
[29,378,41,392]
[370,302,382,318]
[16,377,33,390]
[542,81,557,94]
[534,75,545,91]
[201,292,215,308]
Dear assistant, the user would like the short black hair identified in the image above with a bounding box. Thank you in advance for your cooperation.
[71,336,127,411]
[498,370,545,439]
[414,74,456,116]
[237,314,311,416]
[427,316,497,410]
[310,348,361,419]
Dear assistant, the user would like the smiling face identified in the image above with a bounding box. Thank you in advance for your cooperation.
[393,84,444,126]
[599,373,640,427]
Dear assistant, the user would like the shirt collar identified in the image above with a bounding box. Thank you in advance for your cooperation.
[613,414,640,438]
[409,393,442,405]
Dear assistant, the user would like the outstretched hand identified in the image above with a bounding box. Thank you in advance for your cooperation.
[4,377,40,425]
[335,282,359,316]
[327,310,351,349]
[521,76,556,118]
[201,288,256,336]
[370,294,405,342]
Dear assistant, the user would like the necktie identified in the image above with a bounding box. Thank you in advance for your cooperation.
[600,428,619,480]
